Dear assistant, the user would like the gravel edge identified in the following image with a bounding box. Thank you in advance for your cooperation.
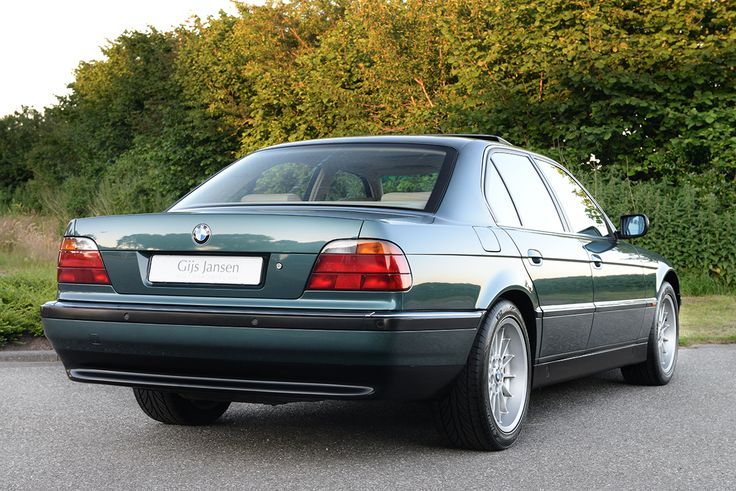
[0,350,59,362]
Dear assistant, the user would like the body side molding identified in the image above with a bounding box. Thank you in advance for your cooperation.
[533,343,647,388]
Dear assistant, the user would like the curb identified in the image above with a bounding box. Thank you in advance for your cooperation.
[0,350,59,362]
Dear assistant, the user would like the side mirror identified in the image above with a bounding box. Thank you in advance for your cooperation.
[617,214,649,239]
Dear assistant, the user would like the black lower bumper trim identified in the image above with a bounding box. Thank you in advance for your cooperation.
[41,301,483,331]
[69,368,374,398]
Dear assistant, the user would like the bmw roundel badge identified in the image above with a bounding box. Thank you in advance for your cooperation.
[192,223,211,245]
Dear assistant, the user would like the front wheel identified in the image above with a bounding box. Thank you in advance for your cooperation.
[621,281,679,386]
[133,388,230,425]
[433,300,531,450]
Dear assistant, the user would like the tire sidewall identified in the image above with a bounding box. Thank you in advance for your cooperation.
[478,301,532,448]
[134,388,230,425]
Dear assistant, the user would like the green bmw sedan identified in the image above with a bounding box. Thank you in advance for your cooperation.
[42,135,680,450]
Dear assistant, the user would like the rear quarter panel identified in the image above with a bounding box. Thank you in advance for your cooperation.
[360,216,536,312]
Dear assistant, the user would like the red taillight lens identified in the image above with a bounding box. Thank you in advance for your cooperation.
[57,237,110,285]
[306,240,412,291]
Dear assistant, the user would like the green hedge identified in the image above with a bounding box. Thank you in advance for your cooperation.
[586,175,735,290]
[0,270,56,346]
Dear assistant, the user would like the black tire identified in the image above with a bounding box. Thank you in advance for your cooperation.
[133,388,230,425]
[621,281,679,386]
[433,300,532,451]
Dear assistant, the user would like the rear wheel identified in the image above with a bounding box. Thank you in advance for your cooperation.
[133,388,230,425]
[433,300,531,450]
[621,281,679,386]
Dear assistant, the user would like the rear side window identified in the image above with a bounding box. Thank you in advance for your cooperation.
[537,160,610,237]
[490,152,564,233]
[484,161,521,227]
[172,144,455,211]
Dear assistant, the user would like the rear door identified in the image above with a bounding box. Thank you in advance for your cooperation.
[486,151,594,359]
[534,158,650,348]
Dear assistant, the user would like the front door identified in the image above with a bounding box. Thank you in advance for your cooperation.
[534,158,650,349]
[584,237,651,347]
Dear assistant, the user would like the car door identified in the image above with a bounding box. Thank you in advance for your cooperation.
[485,151,594,359]
[534,158,651,348]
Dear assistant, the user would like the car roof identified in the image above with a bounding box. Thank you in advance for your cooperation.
[263,134,515,152]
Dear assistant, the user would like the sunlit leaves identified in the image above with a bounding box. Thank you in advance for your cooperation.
[0,0,733,221]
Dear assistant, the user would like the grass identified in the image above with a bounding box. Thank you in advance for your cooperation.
[679,296,736,346]
[680,272,735,297]
[0,215,60,265]
[0,215,59,347]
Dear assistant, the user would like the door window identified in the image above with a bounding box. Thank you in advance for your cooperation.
[537,160,609,237]
[490,153,564,232]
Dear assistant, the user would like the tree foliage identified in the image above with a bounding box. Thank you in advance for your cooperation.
[0,0,733,282]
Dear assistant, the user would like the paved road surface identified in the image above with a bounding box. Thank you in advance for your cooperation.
[2,345,735,490]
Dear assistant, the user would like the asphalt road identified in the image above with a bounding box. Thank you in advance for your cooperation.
[2,345,735,490]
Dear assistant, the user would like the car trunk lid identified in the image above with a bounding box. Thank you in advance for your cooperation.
[69,212,364,298]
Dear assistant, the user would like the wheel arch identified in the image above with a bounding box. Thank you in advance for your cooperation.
[485,287,540,363]
[660,268,681,310]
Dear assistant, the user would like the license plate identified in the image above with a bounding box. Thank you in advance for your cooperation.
[148,255,263,285]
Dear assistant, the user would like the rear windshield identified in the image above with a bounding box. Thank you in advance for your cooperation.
[171,144,455,212]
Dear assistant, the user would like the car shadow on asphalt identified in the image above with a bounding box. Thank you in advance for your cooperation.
[122,369,637,455]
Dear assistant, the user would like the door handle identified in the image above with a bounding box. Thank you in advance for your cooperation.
[591,254,603,269]
[527,249,543,266]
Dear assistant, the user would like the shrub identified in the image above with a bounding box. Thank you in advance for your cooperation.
[0,215,58,347]
[0,269,57,346]
[586,174,736,292]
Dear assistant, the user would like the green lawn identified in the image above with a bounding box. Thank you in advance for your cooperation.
[679,295,736,346]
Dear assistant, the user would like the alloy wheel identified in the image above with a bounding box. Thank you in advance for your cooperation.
[488,317,529,433]
[657,295,677,374]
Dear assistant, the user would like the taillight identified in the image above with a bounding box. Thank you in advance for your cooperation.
[57,237,111,285]
[307,239,412,291]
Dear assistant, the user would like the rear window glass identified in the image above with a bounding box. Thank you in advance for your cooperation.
[171,144,454,211]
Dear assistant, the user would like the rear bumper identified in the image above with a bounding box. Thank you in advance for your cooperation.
[42,301,481,401]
